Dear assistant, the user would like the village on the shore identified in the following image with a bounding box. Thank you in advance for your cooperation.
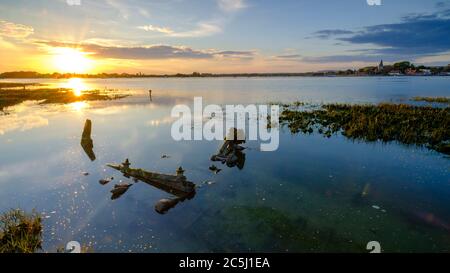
[351,60,450,76]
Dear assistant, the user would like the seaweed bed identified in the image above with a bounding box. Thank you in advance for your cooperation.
[0,209,42,253]
[280,102,450,155]
[0,87,129,112]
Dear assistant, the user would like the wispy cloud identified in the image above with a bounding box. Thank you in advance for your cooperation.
[218,0,247,12]
[137,22,222,38]
[138,21,222,38]
[309,29,354,39]
[275,54,302,59]
[105,0,131,20]
[301,54,390,64]
[137,25,174,35]
[217,50,254,56]
[66,0,82,6]
[215,50,255,60]
[436,1,447,8]
[168,22,222,38]
[0,20,34,39]
[138,0,246,38]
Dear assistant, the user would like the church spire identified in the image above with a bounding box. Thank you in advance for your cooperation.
[378,60,384,72]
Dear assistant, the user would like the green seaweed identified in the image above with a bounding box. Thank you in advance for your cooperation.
[280,102,450,155]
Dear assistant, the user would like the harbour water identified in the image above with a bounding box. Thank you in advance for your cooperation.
[0,77,449,252]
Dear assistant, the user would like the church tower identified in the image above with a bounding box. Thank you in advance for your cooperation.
[378,60,384,72]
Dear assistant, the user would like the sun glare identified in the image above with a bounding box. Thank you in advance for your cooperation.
[65,78,87,96]
[52,47,92,73]
[70,101,88,112]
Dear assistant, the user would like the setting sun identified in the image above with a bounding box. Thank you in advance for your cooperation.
[52,47,92,73]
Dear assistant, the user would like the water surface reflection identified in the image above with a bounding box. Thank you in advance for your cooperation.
[0,77,448,252]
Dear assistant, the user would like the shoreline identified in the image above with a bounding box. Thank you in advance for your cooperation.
[1,75,450,80]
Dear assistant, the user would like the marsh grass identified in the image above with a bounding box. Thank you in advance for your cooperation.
[0,209,42,253]
[0,88,129,112]
[280,102,450,155]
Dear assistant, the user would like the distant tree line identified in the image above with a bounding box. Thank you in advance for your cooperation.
[1,62,449,79]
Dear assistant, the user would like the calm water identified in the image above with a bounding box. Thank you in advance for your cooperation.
[0,77,449,253]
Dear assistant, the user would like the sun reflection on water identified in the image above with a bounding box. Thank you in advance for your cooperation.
[70,101,88,112]
[65,78,88,97]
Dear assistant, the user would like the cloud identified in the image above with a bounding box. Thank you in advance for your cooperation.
[0,20,34,39]
[215,50,254,58]
[0,37,17,49]
[310,29,354,39]
[218,0,247,12]
[307,8,450,63]
[301,54,391,64]
[138,22,222,38]
[66,0,81,6]
[36,40,254,60]
[340,16,450,55]
[137,0,246,38]
[168,22,222,38]
[137,25,174,35]
[275,54,302,59]
[105,0,131,20]
[435,1,449,8]
[81,44,213,59]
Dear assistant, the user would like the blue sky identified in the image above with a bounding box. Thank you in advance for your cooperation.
[1,0,450,73]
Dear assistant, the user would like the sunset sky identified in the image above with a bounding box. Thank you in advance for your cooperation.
[1,0,450,74]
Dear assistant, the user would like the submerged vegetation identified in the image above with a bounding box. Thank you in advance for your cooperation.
[194,206,364,252]
[0,209,43,253]
[412,97,450,104]
[0,87,129,112]
[280,102,450,155]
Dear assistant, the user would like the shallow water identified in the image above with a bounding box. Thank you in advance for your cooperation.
[0,77,449,252]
